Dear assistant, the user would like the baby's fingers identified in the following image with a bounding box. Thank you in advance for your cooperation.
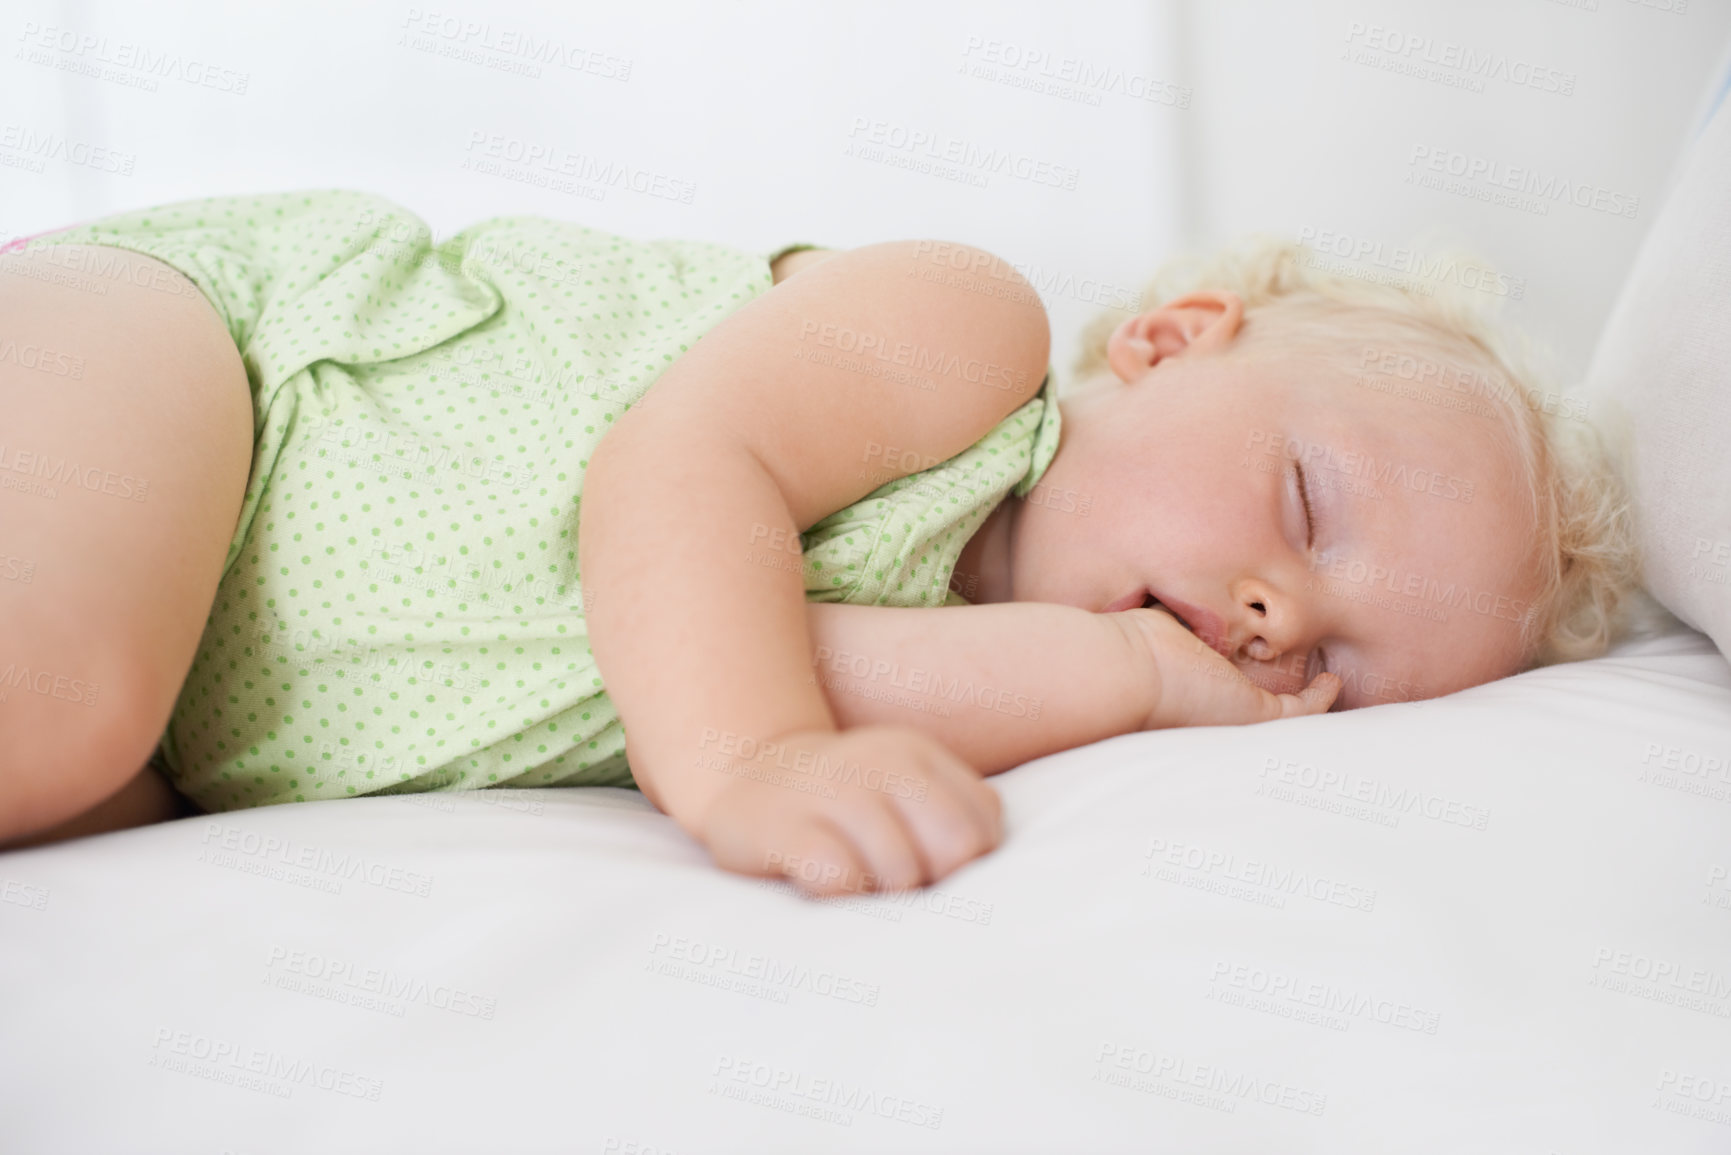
[778,818,881,898]
[699,784,868,895]
[887,763,1001,883]
[1272,672,1341,719]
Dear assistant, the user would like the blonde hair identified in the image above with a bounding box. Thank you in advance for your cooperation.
[1071,234,1642,671]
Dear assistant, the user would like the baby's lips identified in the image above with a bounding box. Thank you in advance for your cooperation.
[1152,590,1234,660]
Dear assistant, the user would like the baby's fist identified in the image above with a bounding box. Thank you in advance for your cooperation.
[694,724,1001,896]
[1117,605,1341,729]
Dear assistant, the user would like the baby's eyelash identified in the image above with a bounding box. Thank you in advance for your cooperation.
[1295,461,1316,549]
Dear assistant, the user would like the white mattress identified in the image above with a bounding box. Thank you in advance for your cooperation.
[3,623,1729,1154]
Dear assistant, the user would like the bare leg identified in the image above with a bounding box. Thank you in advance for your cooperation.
[0,751,195,851]
[0,242,252,844]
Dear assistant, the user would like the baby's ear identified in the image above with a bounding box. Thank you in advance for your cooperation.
[1104,290,1245,381]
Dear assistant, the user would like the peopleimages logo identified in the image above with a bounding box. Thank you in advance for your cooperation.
[0,662,101,707]
[1295,227,1526,299]
[1692,537,1731,570]
[1307,554,1535,626]
[263,945,497,1019]
[796,318,1032,392]
[199,823,436,897]
[2,241,202,299]
[1243,429,1474,503]
[0,123,135,175]
[1258,758,1491,829]
[956,35,1192,108]
[461,130,696,204]
[0,442,151,502]
[709,1055,945,1130]
[1207,960,1443,1034]
[1143,837,1379,913]
[908,241,1145,311]
[398,8,633,80]
[14,22,252,94]
[1093,1042,1328,1115]
[1406,144,1640,220]
[845,116,1080,190]
[1342,20,1577,95]
[808,647,1043,719]
[148,1027,383,1101]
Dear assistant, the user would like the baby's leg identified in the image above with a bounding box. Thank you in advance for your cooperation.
[2,757,192,850]
[0,244,251,846]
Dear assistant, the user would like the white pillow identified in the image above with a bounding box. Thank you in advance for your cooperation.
[1585,58,1731,661]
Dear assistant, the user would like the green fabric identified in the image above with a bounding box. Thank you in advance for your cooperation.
[800,375,1061,608]
[40,190,1061,813]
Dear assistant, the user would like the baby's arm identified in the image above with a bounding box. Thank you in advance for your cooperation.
[807,602,1343,771]
[803,600,1153,776]
[578,240,1050,891]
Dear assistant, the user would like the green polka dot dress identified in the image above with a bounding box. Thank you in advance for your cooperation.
[41,190,1061,813]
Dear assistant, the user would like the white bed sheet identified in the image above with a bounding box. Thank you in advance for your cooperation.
[3,622,1729,1154]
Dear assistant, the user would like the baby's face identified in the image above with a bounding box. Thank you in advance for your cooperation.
[1006,298,1541,709]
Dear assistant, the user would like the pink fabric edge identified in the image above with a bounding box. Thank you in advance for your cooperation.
[0,222,85,254]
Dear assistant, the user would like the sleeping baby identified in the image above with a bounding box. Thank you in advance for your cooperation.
[578,229,1641,897]
[0,191,1640,884]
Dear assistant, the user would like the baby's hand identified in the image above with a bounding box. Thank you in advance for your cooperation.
[1117,606,1341,729]
[693,725,1002,897]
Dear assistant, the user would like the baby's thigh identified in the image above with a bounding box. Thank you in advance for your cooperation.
[0,244,252,842]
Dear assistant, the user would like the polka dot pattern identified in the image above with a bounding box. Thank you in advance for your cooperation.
[800,375,1061,607]
[43,190,1061,813]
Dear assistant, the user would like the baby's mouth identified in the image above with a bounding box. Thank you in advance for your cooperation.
[1142,588,1237,660]
[1102,586,1207,643]
[1143,593,1197,636]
